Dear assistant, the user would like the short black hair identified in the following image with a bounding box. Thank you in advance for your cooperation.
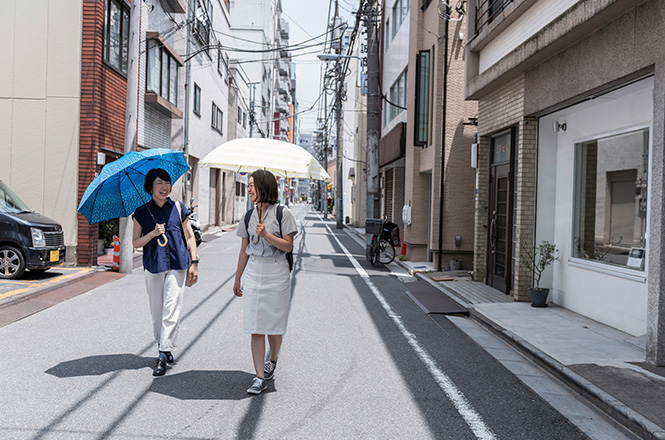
[250,169,278,204]
[144,168,172,194]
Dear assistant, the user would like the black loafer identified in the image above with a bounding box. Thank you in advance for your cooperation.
[153,359,167,376]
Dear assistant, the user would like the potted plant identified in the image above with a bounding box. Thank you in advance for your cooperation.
[98,220,116,254]
[520,240,559,307]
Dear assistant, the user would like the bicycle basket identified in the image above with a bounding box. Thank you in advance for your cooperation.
[366,218,383,235]
[382,221,400,245]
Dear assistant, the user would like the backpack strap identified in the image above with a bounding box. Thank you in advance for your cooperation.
[244,207,254,236]
[276,205,283,238]
[175,201,190,256]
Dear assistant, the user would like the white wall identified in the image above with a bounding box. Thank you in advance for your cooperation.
[382,0,409,134]
[188,0,232,228]
[479,0,579,73]
[0,0,83,247]
[537,77,654,336]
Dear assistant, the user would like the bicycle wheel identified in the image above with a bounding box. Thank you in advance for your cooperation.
[369,237,378,265]
[377,238,396,264]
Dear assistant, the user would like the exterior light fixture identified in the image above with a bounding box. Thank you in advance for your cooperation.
[553,121,567,132]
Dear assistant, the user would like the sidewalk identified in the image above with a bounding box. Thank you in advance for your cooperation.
[346,225,665,440]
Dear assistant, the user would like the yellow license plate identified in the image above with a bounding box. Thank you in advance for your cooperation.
[50,250,59,262]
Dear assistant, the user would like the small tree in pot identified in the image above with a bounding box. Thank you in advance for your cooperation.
[520,240,558,307]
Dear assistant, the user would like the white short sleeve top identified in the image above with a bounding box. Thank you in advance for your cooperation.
[236,204,297,257]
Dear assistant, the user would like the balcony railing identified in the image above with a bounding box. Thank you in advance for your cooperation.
[474,0,513,35]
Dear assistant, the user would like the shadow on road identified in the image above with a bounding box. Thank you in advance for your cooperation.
[149,370,271,400]
[45,353,155,377]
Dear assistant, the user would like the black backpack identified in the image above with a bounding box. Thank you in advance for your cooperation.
[244,205,294,272]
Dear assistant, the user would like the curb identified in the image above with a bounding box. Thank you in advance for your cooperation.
[0,268,98,309]
[412,270,665,440]
[334,224,665,437]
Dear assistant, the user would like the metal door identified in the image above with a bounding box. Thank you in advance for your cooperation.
[488,163,510,292]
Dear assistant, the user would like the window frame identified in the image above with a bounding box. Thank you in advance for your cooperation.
[571,125,650,275]
[146,39,179,106]
[103,0,130,75]
[414,50,430,146]
[211,102,223,134]
[384,18,390,52]
[193,84,201,116]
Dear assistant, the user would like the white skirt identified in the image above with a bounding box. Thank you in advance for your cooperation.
[241,255,292,334]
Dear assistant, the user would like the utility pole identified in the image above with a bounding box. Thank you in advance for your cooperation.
[334,0,344,229]
[248,82,258,138]
[119,0,141,274]
[323,92,330,219]
[183,0,193,205]
[365,0,380,258]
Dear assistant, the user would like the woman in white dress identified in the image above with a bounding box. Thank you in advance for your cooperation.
[233,170,297,395]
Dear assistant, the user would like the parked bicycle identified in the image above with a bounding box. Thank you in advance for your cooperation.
[367,217,399,265]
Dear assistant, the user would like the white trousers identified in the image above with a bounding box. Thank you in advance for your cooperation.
[144,269,186,352]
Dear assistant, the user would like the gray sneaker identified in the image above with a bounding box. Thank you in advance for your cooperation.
[247,377,267,395]
[264,360,277,380]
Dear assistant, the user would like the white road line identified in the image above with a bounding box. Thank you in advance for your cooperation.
[322,220,497,440]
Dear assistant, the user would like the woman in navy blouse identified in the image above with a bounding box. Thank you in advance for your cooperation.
[132,168,198,376]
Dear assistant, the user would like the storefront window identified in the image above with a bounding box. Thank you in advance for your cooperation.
[573,128,649,271]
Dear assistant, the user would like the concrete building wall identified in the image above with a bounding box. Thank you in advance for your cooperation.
[465,0,665,362]
[186,0,231,229]
[230,0,275,138]
[138,2,179,151]
[404,0,477,267]
[0,0,83,253]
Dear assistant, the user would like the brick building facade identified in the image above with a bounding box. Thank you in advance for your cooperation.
[77,0,129,265]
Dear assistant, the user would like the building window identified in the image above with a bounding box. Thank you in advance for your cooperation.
[236,181,246,196]
[384,19,390,51]
[388,69,407,121]
[238,106,242,123]
[414,50,430,146]
[193,0,212,46]
[573,128,649,271]
[211,102,223,134]
[193,84,201,116]
[218,48,228,79]
[391,0,409,38]
[243,112,247,128]
[147,39,179,106]
[103,0,130,74]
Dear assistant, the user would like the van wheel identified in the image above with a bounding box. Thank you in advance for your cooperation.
[0,246,26,279]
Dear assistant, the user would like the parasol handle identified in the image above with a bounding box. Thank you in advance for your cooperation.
[157,234,168,247]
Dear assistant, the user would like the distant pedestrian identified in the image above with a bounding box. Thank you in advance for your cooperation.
[132,168,199,376]
[233,170,297,395]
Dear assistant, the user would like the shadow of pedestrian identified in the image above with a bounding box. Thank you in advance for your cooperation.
[45,354,155,377]
[149,370,272,400]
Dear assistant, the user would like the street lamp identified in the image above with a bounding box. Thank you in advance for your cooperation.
[316,53,364,65]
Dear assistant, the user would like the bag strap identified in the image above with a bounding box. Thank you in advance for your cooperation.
[244,207,254,236]
[276,205,283,238]
[175,201,190,257]
[245,205,284,238]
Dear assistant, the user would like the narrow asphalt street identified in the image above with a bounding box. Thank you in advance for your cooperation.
[0,205,635,439]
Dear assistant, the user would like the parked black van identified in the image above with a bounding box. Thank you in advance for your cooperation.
[0,180,66,279]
